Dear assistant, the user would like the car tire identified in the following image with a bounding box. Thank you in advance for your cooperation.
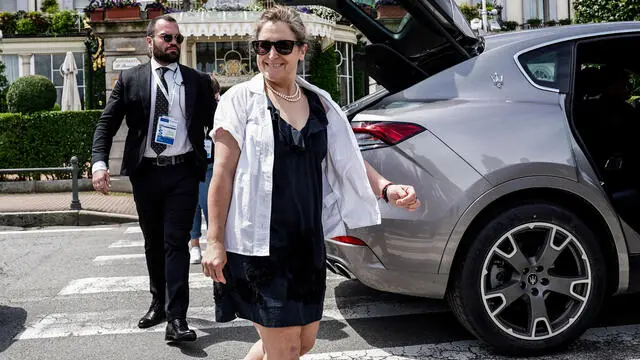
[447,202,606,355]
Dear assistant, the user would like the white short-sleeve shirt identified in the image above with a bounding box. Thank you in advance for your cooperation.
[212,73,381,256]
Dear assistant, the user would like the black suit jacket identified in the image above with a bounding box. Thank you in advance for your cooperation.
[91,61,214,180]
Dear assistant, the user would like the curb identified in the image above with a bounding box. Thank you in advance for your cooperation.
[0,210,138,227]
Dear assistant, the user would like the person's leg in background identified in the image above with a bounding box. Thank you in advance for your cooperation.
[189,203,203,264]
[189,162,213,264]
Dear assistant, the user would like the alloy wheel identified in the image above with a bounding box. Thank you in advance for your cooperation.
[480,222,592,340]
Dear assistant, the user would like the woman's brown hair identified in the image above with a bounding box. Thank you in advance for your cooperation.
[255,5,307,43]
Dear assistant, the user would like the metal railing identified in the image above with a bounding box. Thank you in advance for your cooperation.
[0,156,82,210]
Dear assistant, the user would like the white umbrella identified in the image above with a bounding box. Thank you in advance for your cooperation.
[60,51,82,111]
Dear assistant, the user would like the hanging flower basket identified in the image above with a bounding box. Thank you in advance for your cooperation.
[105,6,140,20]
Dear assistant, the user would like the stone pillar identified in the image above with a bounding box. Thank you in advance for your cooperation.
[92,20,150,176]
[18,54,32,76]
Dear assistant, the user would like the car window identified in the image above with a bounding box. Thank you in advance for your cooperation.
[518,42,572,91]
[352,0,411,33]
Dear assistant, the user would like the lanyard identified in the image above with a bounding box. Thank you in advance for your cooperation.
[152,67,178,111]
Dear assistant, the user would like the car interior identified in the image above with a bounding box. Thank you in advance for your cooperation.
[572,35,640,231]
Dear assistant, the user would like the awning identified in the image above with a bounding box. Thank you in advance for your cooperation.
[175,11,356,46]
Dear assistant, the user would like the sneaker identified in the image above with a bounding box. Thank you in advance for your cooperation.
[189,246,201,264]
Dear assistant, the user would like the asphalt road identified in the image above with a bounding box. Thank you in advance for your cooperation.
[2,224,640,360]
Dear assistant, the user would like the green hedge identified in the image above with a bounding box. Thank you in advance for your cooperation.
[0,110,101,179]
[574,0,640,23]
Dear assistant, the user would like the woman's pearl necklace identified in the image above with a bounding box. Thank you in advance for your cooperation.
[265,80,301,102]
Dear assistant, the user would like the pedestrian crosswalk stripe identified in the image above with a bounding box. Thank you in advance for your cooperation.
[124,224,207,234]
[58,273,347,296]
[124,226,142,234]
[17,298,447,340]
[109,240,145,248]
[57,273,215,295]
[93,254,146,263]
[109,239,209,248]
[0,227,115,236]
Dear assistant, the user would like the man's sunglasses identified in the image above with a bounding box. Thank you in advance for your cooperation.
[251,40,305,55]
[156,33,184,44]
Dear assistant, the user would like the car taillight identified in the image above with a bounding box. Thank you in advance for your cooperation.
[352,121,425,150]
[332,236,367,246]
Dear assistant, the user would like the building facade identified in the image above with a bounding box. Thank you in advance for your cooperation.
[0,0,91,12]
[0,1,361,109]
[458,0,576,24]
[174,11,358,105]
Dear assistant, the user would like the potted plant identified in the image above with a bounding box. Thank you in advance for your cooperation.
[105,0,141,21]
[374,0,405,19]
[84,0,105,22]
[145,0,166,19]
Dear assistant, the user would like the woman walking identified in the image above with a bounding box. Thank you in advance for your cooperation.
[202,6,420,359]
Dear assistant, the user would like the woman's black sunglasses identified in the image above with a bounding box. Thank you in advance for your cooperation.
[251,40,305,55]
[157,33,184,44]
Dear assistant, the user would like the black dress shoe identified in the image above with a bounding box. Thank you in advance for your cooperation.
[165,319,196,342]
[138,305,166,329]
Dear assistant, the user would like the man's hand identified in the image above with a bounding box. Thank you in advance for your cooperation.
[202,239,227,284]
[92,170,111,195]
[386,184,421,211]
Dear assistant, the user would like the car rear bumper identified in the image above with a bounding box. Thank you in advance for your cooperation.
[325,238,449,298]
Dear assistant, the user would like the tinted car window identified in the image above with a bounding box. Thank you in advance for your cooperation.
[518,42,572,91]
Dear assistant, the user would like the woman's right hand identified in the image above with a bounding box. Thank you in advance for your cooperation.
[202,239,227,284]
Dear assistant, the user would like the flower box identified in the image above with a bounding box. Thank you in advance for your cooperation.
[146,8,163,19]
[105,6,140,20]
[88,8,105,22]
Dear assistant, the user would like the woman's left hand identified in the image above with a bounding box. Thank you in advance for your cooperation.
[386,184,421,211]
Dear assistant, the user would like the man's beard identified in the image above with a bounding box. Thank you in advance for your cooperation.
[153,40,180,63]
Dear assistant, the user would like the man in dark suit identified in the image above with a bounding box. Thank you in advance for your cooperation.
[91,14,213,342]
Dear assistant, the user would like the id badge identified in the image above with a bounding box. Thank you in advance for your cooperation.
[204,139,213,159]
[154,115,178,146]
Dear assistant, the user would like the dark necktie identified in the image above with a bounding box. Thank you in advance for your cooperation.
[151,67,170,155]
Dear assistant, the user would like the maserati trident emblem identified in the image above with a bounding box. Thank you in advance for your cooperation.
[491,72,504,89]
[527,273,539,285]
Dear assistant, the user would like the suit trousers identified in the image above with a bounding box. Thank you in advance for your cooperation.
[130,160,199,321]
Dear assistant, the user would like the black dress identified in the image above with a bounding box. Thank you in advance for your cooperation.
[214,88,328,327]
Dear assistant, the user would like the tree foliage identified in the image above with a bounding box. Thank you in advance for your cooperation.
[574,0,640,23]
[458,3,479,22]
[41,0,60,13]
